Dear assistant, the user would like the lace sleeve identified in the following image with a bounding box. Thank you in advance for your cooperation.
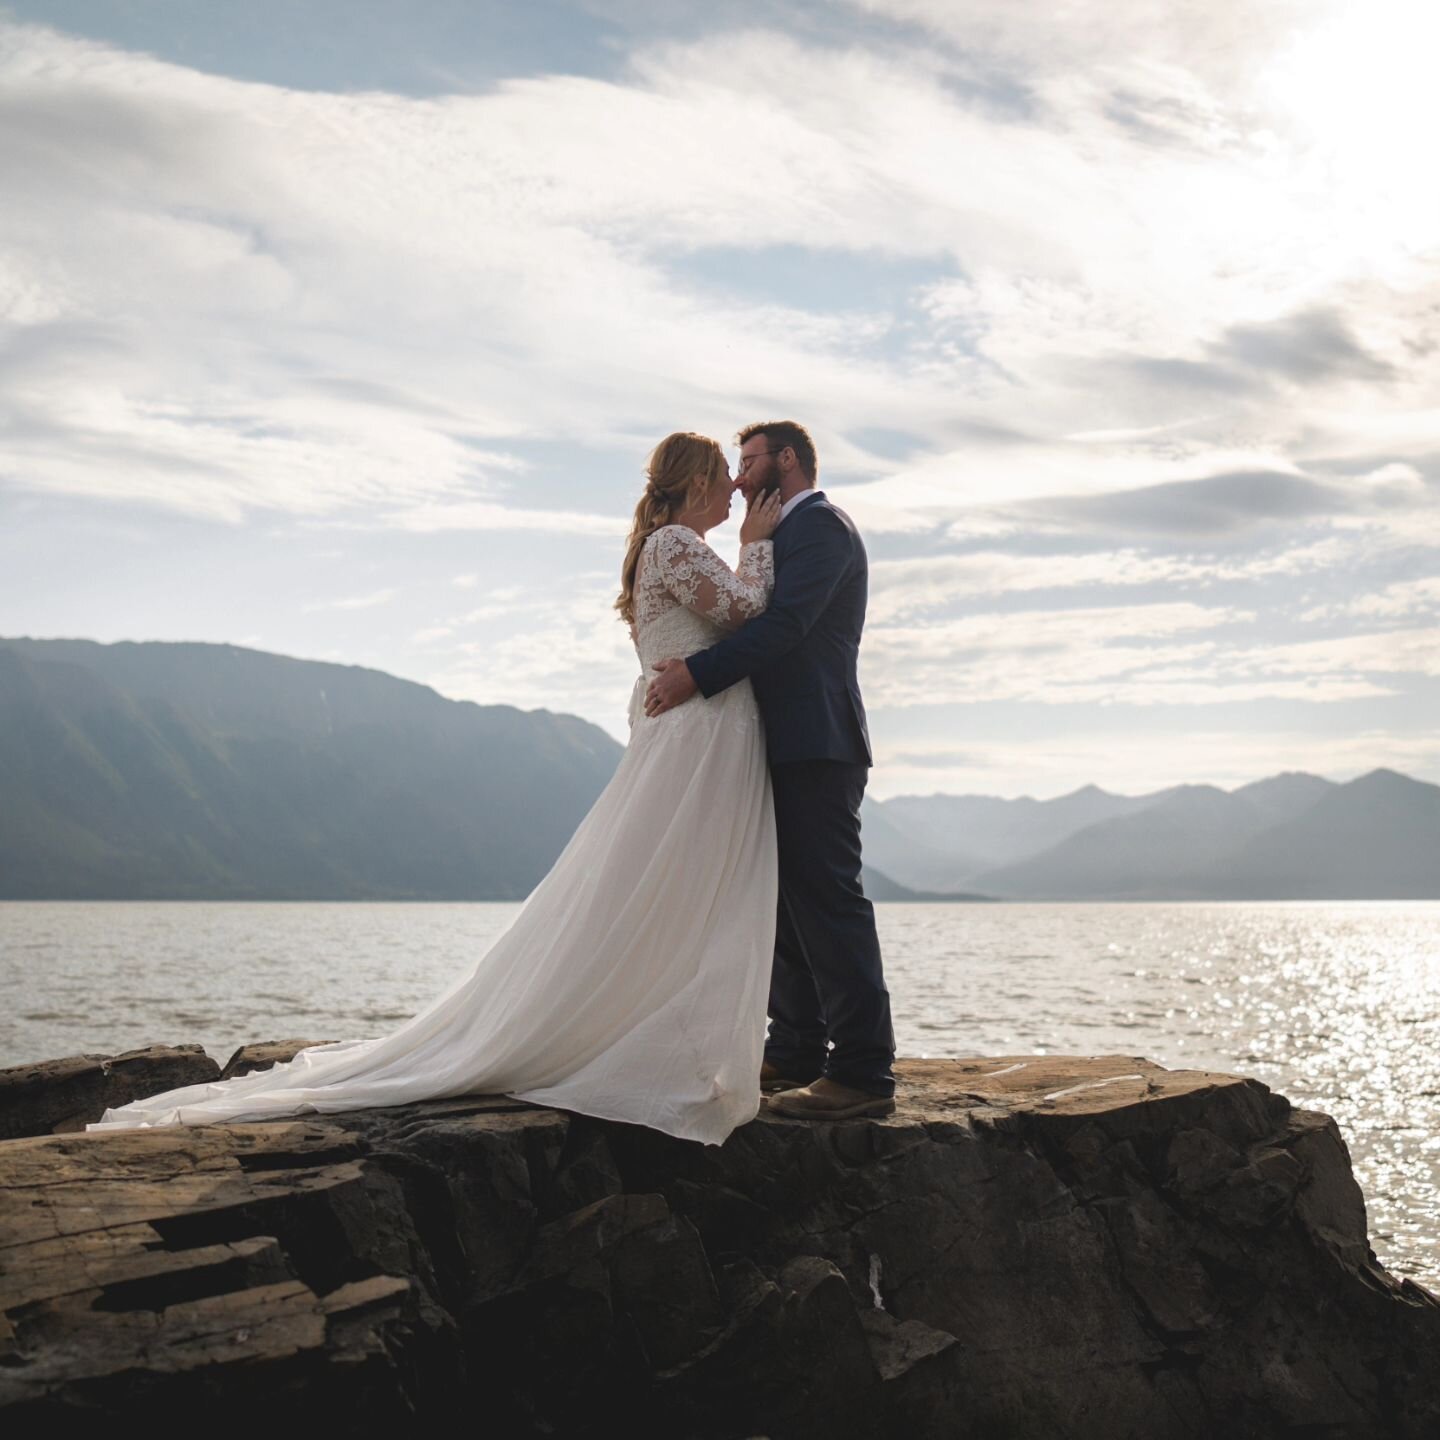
[650,526,773,631]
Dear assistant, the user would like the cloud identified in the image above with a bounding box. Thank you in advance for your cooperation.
[5,23,991,525]
[863,601,1250,706]
[841,0,1325,99]
[1350,462,1428,500]
[1046,470,1346,538]
[1231,627,1440,681]
[865,532,1376,625]
[1301,576,1440,622]
[863,599,1440,710]
[381,502,628,537]
[5,11,1440,540]
[829,442,1314,519]
[6,7,1440,802]
[1210,306,1397,384]
[871,747,991,772]
[836,439,1440,547]
[868,549,1218,622]
[303,587,396,612]
[427,579,639,722]
[869,725,1440,802]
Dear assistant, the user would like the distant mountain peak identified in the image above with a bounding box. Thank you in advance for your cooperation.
[1234,771,1330,792]
[1351,767,1425,787]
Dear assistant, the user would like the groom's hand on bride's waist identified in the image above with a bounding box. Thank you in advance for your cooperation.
[645,658,697,716]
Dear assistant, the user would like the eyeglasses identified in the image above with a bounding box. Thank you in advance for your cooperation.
[737,447,788,473]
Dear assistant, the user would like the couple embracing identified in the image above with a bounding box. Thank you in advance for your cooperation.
[91,421,896,1144]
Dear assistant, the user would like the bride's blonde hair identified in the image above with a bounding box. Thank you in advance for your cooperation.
[615,432,726,627]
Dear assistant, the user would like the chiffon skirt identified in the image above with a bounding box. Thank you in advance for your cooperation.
[87,676,777,1146]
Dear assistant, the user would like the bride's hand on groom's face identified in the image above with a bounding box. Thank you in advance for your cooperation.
[645,658,697,717]
[740,490,783,545]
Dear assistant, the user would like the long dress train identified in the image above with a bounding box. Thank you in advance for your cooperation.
[86,527,777,1146]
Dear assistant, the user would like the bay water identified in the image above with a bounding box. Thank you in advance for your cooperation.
[3,899,1437,1288]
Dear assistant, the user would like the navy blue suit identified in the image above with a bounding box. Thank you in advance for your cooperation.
[686,492,895,1096]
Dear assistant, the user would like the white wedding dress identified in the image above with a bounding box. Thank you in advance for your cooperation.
[87,528,777,1146]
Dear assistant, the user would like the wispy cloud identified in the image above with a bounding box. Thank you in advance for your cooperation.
[381,502,628,537]
[872,726,1440,802]
[4,5,1439,796]
[428,580,639,719]
[6,13,1439,529]
[866,545,1339,623]
[303,587,396,612]
[864,604,1440,709]
[1302,577,1440,622]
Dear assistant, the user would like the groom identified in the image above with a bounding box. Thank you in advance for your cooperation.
[644,420,896,1120]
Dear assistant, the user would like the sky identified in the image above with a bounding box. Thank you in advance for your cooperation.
[1,0,1437,800]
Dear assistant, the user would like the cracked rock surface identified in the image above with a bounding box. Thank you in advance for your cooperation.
[2,1053,1438,1436]
[0,1045,221,1140]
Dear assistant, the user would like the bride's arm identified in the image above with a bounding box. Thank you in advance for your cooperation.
[650,526,774,631]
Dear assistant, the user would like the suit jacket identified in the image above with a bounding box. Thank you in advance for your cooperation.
[685,491,873,766]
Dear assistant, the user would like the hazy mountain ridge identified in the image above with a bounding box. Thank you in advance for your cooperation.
[1189,769,1440,900]
[867,785,1157,887]
[3,638,1432,902]
[1,637,952,902]
[868,769,1440,900]
[0,638,623,900]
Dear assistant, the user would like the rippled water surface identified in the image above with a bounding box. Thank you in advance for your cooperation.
[4,900,1438,1286]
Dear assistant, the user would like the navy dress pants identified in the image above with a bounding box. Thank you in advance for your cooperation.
[764,759,896,1097]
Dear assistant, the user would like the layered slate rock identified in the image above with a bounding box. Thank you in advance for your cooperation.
[2,1056,1438,1436]
[218,1038,335,1081]
[0,1041,336,1141]
[0,1044,220,1140]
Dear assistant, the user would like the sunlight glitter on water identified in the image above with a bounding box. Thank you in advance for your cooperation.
[881,901,1440,1289]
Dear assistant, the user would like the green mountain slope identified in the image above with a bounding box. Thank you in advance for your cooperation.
[0,638,622,900]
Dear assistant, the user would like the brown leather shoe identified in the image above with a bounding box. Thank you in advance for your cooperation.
[760,1060,819,1094]
[765,1077,896,1120]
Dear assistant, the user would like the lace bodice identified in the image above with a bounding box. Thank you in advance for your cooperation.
[631,526,774,672]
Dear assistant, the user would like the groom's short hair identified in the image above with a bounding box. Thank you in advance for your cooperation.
[737,420,816,482]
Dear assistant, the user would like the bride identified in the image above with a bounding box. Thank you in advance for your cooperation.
[87,432,785,1146]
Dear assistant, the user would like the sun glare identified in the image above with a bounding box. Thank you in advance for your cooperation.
[1263,1,1440,261]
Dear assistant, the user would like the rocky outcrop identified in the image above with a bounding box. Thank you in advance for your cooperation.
[0,1044,219,1139]
[0,1041,335,1141]
[217,1038,335,1081]
[2,1055,1437,1436]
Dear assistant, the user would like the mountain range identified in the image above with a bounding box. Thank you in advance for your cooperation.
[863,769,1439,900]
[2,637,1435,901]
